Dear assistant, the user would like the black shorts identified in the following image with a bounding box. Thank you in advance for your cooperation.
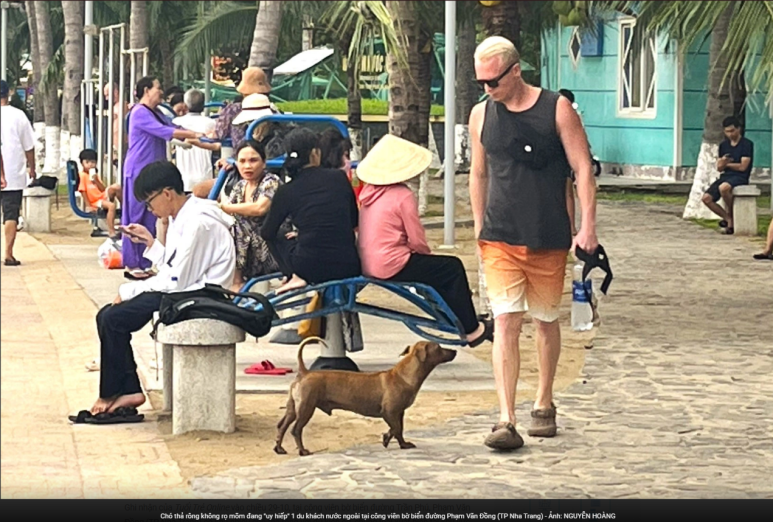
[705,175,748,202]
[0,190,23,223]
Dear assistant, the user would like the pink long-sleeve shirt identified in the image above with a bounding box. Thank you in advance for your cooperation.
[357,183,431,279]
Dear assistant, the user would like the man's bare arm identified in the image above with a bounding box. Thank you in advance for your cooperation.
[725,156,751,173]
[468,102,489,238]
[556,95,597,253]
[25,148,36,179]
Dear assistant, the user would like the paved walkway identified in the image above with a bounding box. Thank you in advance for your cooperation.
[0,233,192,499]
[2,199,771,499]
[188,201,773,499]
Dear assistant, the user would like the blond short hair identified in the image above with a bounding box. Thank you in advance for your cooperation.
[474,36,520,65]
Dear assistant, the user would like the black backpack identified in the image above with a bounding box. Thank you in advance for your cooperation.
[152,284,277,340]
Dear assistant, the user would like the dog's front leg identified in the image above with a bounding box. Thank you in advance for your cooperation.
[384,410,415,450]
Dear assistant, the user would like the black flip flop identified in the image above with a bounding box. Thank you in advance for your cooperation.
[68,407,144,425]
[753,253,773,261]
[719,220,728,228]
[4,258,21,266]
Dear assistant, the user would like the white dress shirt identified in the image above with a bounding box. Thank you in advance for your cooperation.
[119,197,235,301]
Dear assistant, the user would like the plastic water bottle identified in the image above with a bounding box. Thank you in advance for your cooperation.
[571,263,593,332]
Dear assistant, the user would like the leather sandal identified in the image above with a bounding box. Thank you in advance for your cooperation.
[484,421,524,450]
[528,402,557,437]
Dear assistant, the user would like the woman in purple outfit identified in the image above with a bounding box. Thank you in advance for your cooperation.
[122,76,203,277]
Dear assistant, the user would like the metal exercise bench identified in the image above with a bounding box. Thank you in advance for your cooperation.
[239,274,468,371]
[208,114,467,370]
[66,160,121,237]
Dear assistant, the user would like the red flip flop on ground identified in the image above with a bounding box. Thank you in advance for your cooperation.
[244,360,293,376]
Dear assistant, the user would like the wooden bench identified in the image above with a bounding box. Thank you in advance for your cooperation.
[732,185,761,236]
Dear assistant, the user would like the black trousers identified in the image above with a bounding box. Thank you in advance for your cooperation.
[389,253,479,335]
[96,292,163,399]
[267,235,361,284]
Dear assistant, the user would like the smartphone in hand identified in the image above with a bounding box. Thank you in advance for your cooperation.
[118,225,144,240]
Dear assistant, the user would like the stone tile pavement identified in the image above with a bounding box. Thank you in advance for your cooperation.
[189,201,773,499]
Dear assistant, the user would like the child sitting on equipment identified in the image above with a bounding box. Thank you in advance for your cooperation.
[78,148,122,239]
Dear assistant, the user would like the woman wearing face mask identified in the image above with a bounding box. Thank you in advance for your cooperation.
[121,76,204,279]
[260,128,361,294]
[219,140,283,291]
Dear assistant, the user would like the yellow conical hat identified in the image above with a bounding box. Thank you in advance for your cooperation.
[355,134,433,186]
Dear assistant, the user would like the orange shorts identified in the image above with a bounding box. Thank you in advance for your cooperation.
[479,241,568,322]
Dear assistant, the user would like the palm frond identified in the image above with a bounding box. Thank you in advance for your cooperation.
[595,1,773,99]
[93,0,130,28]
[175,1,259,76]
[320,1,408,79]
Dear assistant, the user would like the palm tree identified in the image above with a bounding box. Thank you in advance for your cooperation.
[146,1,198,88]
[321,1,408,160]
[35,1,61,176]
[62,0,84,160]
[481,0,521,47]
[682,5,737,220]
[249,1,283,77]
[130,1,149,51]
[598,1,773,219]
[24,1,44,170]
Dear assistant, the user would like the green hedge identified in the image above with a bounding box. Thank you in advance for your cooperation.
[275,98,445,117]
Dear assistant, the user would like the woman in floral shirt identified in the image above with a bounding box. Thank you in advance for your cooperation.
[219,140,282,291]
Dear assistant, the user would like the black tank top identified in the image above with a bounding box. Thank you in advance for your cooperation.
[479,90,572,250]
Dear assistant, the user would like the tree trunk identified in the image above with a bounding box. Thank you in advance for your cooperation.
[387,1,430,214]
[386,1,423,145]
[482,0,521,49]
[346,46,363,161]
[456,18,478,125]
[63,1,84,136]
[454,17,477,172]
[24,1,45,171]
[130,1,149,51]
[248,1,283,80]
[416,32,434,215]
[35,1,61,175]
[683,4,736,220]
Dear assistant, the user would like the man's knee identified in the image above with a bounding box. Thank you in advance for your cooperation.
[701,193,714,205]
[102,200,115,211]
[533,317,561,334]
[719,183,733,196]
[494,312,525,338]
[96,303,113,327]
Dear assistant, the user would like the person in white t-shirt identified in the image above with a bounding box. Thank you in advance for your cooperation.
[172,89,216,194]
[0,80,36,266]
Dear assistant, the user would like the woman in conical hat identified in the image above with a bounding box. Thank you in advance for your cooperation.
[356,134,494,347]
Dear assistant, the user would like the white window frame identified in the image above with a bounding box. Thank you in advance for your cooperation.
[569,27,582,68]
[617,17,657,119]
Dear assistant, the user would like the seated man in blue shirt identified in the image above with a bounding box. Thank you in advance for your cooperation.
[701,116,754,235]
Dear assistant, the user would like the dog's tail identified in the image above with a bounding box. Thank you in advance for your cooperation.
[297,336,328,375]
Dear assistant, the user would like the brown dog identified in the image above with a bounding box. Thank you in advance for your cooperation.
[274,337,457,456]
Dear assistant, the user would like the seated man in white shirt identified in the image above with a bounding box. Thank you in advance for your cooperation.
[86,161,235,418]
[172,89,216,193]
